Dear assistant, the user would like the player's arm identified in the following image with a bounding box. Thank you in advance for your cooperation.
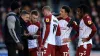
[37,22,42,47]
[62,21,79,43]
[71,21,79,41]
[83,16,97,42]
[56,25,61,36]
[42,18,50,45]
[7,16,20,43]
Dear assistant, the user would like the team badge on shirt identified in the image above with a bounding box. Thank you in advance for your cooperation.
[88,21,92,25]
[46,18,49,22]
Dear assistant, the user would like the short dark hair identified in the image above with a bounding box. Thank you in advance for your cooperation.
[20,10,29,15]
[42,6,51,11]
[77,4,89,14]
[61,5,70,14]
[10,1,20,11]
[31,10,39,16]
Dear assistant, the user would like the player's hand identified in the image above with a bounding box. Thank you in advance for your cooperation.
[62,38,71,43]
[32,35,40,39]
[24,32,30,36]
[24,30,31,36]
[17,42,24,50]
[82,38,89,42]
[38,47,41,50]
[41,45,44,49]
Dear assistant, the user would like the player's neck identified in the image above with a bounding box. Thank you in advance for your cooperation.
[46,13,52,17]
[63,15,68,19]
[46,12,52,17]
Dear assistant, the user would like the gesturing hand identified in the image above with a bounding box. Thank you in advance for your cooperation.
[82,38,89,43]
[62,38,71,43]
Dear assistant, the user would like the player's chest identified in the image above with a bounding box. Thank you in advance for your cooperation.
[59,20,69,30]
[79,19,87,30]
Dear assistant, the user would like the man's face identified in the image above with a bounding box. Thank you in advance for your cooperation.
[42,9,48,16]
[60,8,66,17]
[76,8,82,19]
[21,14,30,22]
[31,14,39,22]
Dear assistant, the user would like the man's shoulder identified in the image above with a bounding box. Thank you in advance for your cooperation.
[7,15,16,22]
[83,15,92,20]
[52,15,57,19]
[83,15,93,26]
[52,15,58,22]
[34,22,40,27]
[7,12,16,19]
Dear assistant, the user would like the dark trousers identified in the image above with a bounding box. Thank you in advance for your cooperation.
[18,38,29,56]
[5,43,17,56]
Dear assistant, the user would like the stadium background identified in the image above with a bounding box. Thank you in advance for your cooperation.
[0,0,100,56]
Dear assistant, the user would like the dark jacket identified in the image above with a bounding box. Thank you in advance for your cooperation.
[4,13,21,44]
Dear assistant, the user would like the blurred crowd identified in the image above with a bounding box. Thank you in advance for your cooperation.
[0,0,100,50]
